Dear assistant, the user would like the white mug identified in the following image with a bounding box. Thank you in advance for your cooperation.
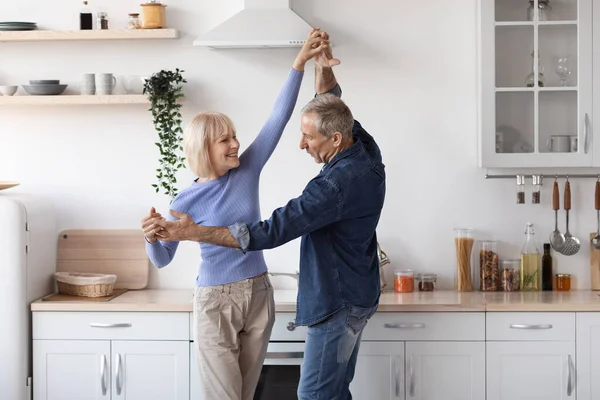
[95,73,117,95]
[570,137,578,152]
[547,135,571,153]
[80,73,95,95]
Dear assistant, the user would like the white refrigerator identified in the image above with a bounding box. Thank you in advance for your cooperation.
[0,193,56,400]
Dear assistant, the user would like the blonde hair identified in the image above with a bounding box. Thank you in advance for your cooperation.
[184,112,236,178]
[301,94,354,140]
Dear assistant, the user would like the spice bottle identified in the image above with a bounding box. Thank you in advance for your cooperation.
[520,223,541,291]
[97,12,108,30]
[516,175,525,204]
[542,243,553,290]
[128,13,141,29]
[80,1,93,30]
[532,175,542,204]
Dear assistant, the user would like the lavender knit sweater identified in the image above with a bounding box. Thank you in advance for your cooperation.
[146,68,303,286]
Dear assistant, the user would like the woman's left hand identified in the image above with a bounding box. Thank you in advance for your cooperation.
[292,28,331,71]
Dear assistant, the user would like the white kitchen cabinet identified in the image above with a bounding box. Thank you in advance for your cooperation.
[478,0,593,168]
[33,340,111,400]
[576,313,600,400]
[486,341,576,400]
[32,311,190,400]
[111,341,189,400]
[350,342,405,400]
[405,342,485,400]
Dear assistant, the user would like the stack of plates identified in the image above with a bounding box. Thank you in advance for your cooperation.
[0,21,37,31]
[23,80,68,96]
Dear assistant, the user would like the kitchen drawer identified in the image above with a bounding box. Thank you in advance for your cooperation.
[270,313,307,341]
[361,312,485,341]
[486,312,575,341]
[33,312,189,340]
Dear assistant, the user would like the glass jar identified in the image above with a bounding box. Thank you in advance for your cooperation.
[479,241,500,291]
[556,274,571,291]
[394,270,414,293]
[501,259,521,291]
[525,51,546,88]
[415,273,437,292]
[454,228,474,291]
[532,175,542,204]
[527,0,552,21]
[128,13,141,29]
[516,175,525,204]
[96,12,108,30]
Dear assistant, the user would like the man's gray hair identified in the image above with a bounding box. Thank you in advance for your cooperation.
[301,94,354,140]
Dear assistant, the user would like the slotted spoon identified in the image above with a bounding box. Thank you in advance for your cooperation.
[560,179,580,256]
[549,180,565,251]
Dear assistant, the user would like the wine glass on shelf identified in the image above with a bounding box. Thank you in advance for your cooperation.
[555,56,572,87]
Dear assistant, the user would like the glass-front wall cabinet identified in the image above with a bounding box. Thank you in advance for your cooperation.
[479,0,592,168]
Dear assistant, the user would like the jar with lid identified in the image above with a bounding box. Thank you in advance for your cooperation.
[478,241,500,291]
[141,0,167,29]
[394,270,414,293]
[527,0,552,21]
[501,259,520,291]
[96,12,108,30]
[454,228,474,291]
[415,273,437,292]
[556,274,571,291]
[532,175,542,204]
[516,175,525,204]
[128,13,141,29]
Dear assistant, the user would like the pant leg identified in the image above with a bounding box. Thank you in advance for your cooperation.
[193,285,246,400]
[297,304,377,400]
[239,274,276,400]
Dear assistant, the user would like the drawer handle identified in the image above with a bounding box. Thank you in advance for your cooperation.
[265,352,304,359]
[384,323,425,329]
[509,324,553,330]
[90,323,132,328]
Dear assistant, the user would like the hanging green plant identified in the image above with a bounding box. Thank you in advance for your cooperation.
[143,68,187,201]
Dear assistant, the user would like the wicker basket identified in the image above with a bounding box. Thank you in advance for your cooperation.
[55,272,117,298]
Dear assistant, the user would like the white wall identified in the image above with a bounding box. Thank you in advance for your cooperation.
[0,0,595,290]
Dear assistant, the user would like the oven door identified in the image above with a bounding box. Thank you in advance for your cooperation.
[254,342,305,400]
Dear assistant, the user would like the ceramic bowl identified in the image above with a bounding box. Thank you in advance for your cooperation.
[0,85,18,96]
[29,80,60,85]
[22,84,67,96]
[123,75,149,94]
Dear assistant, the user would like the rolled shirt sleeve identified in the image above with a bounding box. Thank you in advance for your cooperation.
[228,222,251,252]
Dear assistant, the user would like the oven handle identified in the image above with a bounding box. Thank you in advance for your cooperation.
[265,352,304,359]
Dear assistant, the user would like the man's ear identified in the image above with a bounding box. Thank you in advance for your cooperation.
[332,131,343,147]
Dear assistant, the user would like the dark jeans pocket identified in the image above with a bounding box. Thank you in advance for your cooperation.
[346,304,377,335]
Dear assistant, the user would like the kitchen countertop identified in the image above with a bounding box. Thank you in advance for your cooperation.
[30,289,600,312]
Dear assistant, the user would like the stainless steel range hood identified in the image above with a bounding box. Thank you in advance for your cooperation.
[193,0,313,49]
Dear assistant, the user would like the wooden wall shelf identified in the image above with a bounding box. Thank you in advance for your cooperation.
[0,95,150,105]
[0,29,178,42]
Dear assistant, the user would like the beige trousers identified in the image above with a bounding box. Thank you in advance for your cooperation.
[193,273,275,400]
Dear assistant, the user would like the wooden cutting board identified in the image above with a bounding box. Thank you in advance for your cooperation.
[590,233,600,290]
[57,230,149,290]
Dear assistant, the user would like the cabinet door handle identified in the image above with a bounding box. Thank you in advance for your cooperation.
[584,113,590,154]
[509,324,553,330]
[408,355,415,397]
[100,354,107,396]
[116,353,123,395]
[567,354,574,396]
[393,356,400,397]
[90,323,132,328]
[384,323,425,329]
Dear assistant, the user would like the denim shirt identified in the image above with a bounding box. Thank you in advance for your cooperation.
[229,85,386,326]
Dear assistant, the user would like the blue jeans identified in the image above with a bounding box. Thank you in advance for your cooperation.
[297,304,378,400]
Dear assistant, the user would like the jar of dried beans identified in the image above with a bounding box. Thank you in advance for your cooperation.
[479,241,500,291]
[394,270,414,293]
